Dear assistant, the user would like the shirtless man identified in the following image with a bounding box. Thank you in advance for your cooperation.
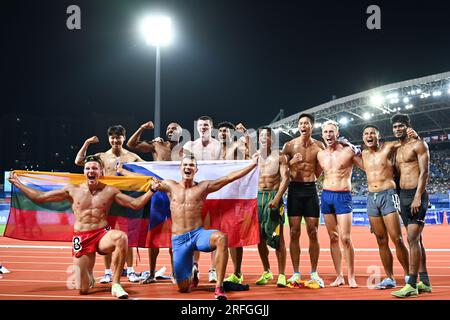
[281,113,325,287]
[216,121,249,284]
[183,116,221,283]
[75,125,144,283]
[361,124,410,289]
[217,121,246,160]
[183,116,221,161]
[126,120,182,283]
[390,114,432,298]
[317,120,363,288]
[254,127,288,287]
[127,121,183,161]
[150,155,258,300]
[8,155,155,298]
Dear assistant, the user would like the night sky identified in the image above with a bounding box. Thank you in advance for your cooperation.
[2,0,450,172]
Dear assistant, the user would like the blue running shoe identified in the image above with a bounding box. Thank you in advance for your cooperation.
[375,278,396,289]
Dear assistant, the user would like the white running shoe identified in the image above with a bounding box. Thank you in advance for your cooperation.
[111,283,129,299]
[99,273,112,284]
[288,273,301,284]
[127,272,140,283]
[155,267,167,278]
[0,265,11,274]
[209,269,217,283]
[310,272,325,288]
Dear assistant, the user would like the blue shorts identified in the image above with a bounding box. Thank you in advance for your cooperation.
[320,190,353,214]
[172,227,219,282]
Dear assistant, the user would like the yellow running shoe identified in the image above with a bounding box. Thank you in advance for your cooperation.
[277,274,287,287]
[255,271,273,285]
[391,284,418,298]
[224,273,244,284]
[417,281,432,293]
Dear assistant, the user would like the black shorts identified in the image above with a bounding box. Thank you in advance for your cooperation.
[287,182,320,218]
[399,188,429,226]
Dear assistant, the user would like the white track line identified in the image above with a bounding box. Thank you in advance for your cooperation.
[5,269,450,277]
[0,293,206,300]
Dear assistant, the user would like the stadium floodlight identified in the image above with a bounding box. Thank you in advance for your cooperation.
[448,88,450,94]
[363,112,372,120]
[416,88,422,94]
[403,97,410,103]
[432,91,442,97]
[369,94,384,107]
[139,15,173,138]
[405,104,414,110]
[338,117,349,126]
[140,16,173,47]
[314,122,322,128]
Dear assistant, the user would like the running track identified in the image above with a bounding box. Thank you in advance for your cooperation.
[1,225,449,300]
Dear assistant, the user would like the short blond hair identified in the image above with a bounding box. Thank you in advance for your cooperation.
[321,120,339,131]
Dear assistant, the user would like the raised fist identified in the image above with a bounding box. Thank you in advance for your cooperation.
[141,121,154,130]
[290,153,303,165]
[86,136,99,144]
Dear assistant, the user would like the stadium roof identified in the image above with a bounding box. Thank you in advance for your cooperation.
[269,71,450,144]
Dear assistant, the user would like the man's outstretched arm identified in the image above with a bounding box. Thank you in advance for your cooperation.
[206,154,258,194]
[114,188,155,210]
[8,172,70,203]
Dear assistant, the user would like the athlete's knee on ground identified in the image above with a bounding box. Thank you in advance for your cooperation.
[177,281,191,293]
[79,287,90,295]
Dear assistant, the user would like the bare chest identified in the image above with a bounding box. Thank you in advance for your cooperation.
[71,189,112,212]
[170,185,206,205]
[363,150,391,170]
[396,146,417,165]
[191,141,221,160]
[289,143,320,164]
[259,156,280,176]
[153,143,173,161]
[320,151,352,171]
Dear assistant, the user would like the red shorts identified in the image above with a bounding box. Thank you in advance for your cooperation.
[72,226,111,258]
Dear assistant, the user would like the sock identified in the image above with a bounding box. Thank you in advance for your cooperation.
[419,272,430,286]
[105,269,112,275]
[127,267,135,275]
[407,274,418,288]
